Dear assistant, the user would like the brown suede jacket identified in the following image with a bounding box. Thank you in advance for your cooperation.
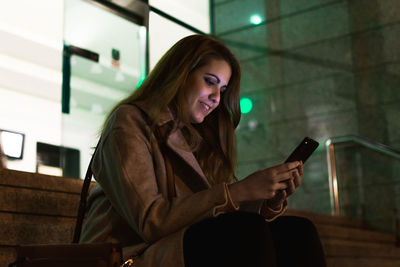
[80,102,287,266]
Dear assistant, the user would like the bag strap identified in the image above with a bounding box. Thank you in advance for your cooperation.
[164,150,176,199]
[72,142,99,243]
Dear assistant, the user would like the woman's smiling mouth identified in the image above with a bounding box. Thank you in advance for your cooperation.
[200,101,211,111]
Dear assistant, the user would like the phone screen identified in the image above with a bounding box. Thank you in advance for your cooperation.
[284,137,319,164]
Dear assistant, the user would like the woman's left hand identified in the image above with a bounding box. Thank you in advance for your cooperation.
[267,161,303,210]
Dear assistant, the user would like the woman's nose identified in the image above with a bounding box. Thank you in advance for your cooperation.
[209,87,220,104]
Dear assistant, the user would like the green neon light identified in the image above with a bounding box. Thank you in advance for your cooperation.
[240,97,253,114]
[250,14,263,25]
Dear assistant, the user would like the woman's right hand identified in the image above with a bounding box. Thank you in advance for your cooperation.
[228,161,302,204]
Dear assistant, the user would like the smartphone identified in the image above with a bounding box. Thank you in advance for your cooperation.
[284,137,319,164]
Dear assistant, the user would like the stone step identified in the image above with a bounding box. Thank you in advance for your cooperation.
[1,169,399,267]
[316,223,396,244]
[0,212,76,227]
[0,220,75,246]
[0,169,96,219]
[0,247,16,267]
[285,209,366,228]
[285,209,398,245]
[0,184,80,217]
[326,257,400,267]
[322,238,400,258]
[0,169,84,193]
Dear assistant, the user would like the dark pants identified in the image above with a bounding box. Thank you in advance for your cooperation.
[183,211,327,267]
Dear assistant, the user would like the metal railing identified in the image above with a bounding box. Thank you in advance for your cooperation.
[325,135,400,216]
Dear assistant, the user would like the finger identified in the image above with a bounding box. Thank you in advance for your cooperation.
[297,161,304,176]
[281,189,287,200]
[276,161,301,174]
[293,171,302,188]
[275,167,299,183]
[273,172,294,183]
[286,178,296,196]
[274,182,289,191]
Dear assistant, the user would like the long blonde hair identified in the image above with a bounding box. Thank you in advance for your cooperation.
[104,34,241,185]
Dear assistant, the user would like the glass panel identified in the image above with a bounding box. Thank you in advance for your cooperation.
[149,0,210,33]
[149,11,195,70]
[62,0,146,178]
[333,142,400,233]
[212,0,400,219]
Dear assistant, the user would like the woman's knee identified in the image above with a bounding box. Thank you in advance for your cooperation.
[268,216,327,267]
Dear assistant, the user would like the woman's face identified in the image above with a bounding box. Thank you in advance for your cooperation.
[183,58,232,124]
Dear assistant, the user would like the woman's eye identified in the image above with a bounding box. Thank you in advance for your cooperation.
[204,78,214,86]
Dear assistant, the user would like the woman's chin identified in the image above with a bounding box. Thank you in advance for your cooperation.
[190,115,205,124]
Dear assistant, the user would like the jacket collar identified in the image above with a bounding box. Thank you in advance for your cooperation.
[133,99,173,127]
[133,100,211,188]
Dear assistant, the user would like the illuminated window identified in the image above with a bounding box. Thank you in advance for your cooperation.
[0,130,25,160]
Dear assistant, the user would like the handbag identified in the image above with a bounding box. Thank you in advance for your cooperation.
[9,243,122,267]
[9,143,126,267]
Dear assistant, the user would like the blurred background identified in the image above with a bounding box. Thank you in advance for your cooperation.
[0,0,399,234]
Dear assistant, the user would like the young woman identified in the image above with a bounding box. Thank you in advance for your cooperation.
[80,34,326,267]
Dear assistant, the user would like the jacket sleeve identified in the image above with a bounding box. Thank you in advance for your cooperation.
[259,200,288,222]
[239,199,288,222]
[92,107,237,244]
